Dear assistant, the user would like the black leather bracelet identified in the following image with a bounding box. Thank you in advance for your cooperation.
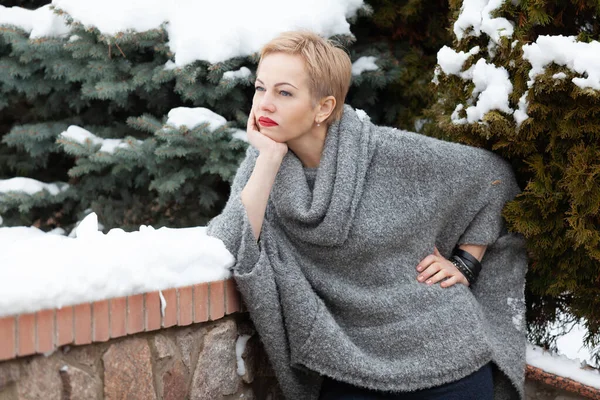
[450,255,476,284]
[453,247,482,276]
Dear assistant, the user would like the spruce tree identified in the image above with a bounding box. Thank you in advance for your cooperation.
[0,4,399,232]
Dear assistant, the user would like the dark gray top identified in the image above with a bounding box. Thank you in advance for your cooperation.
[207,105,527,400]
[304,167,318,192]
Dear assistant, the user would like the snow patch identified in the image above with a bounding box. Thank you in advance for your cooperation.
[445,58,512,124]
[437,45,480,75]
[222,67,252,81]
[159,290,166,317]
[523,35,600,90]
[437,46,513,124]
[414,118,427,132]
[166,107,227,131]
[451,104,467,125]
[0,177,69,196]
[513,91,529,127]
[0,4,70,38]
[163,60,178,71]
[352,56,378,75]
[507,297,525,332]
[59,126,140,154]
[75,212,101,240]
[232,129,248,142]
[453,0,514,44]
[236,334,252,376]
[553,72,567,80]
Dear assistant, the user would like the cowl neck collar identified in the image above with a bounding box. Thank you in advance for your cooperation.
[270,105,376,246]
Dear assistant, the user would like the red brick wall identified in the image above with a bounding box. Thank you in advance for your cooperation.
[0,278,241,361]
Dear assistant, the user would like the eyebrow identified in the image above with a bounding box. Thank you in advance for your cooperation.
[255,78,298,90]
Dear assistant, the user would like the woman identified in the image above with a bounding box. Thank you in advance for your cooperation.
[207,31,527,400]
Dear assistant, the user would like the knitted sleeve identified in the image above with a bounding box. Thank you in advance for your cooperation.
[206,146,260,273]
[206,146,321,399]
[456,156,521,247]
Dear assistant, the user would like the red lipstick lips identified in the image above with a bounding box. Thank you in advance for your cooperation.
[258,117,278,127]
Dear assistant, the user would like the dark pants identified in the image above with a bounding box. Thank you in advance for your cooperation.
[318,362,494,400]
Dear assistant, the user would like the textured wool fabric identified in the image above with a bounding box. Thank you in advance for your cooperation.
[206,105,528,400]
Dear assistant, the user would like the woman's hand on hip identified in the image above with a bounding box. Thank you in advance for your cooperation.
[247,108,288,161]
[415,246,470,288]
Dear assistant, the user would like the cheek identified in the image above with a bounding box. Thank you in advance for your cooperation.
[251,93,260,109]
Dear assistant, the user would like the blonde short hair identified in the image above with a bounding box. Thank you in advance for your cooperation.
[259,30,352,124]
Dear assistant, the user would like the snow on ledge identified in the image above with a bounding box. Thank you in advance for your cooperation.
[527,344,600,390]
[0,213,234,317]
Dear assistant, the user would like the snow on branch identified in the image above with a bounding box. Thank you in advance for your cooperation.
[352,56,378,76]
[2,0,365,66]
[58,126,141,154]
[0,177,69,196]
[166,107,227,131]
[453,0,514,44]
[0,4,70,38]
[523,35,600,91]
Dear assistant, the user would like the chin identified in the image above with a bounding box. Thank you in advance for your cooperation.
[261,130,286,143]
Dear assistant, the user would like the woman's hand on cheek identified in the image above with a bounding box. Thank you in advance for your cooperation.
[415,246,470,288]
[247,108,288,160]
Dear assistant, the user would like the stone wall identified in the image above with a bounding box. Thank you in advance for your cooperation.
[0,314,283,400]
[0,273,595,400]
[525,380,591,400]
[1,315,596,399]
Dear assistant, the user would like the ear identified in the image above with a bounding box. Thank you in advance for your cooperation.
[316,96,336,124]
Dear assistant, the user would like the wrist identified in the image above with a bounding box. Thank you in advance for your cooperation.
[257,152,285,167]
[451,246,483,286]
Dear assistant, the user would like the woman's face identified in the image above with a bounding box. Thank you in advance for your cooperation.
[253,52,319,143]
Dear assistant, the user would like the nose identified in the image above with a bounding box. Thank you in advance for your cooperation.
[257,91,276,113]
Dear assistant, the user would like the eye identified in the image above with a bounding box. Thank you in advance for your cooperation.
[280,90,292,97]
[254,86,265,91]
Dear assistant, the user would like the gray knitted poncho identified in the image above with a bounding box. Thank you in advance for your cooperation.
[207,105,527,400]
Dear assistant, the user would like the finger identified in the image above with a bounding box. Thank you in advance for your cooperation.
[433,246,441,257]
[426,269,448,285]
[416,254,437,272]
[440,275,459,288]
[247,109,259,132]
[247,109,253,131]
[446,264,471,287]
[417,263,441,282]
